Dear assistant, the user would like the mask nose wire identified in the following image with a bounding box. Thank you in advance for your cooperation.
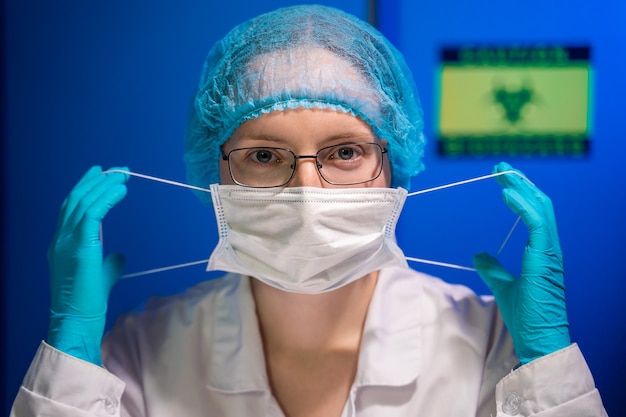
[100,169,527,278]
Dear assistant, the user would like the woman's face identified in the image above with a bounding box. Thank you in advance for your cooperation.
[220,108,392,188]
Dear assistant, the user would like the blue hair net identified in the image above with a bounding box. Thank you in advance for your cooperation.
[185,4,425,203]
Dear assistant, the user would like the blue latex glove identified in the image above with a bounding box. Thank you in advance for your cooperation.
[47,166,129,365]
[473,162,570,365]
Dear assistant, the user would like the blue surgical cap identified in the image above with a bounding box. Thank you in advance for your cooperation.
[185,4,426,203]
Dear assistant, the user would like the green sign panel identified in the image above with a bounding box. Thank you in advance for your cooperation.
[437,46,592,156]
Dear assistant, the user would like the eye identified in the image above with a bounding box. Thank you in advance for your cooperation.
[251,149,276,164]
[238,147,293,168]
[328,144,363,161]
[335,147,356,160]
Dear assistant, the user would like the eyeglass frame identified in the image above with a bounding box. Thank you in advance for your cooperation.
[220,141,389,188]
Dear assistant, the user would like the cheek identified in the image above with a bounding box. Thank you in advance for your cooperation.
[362,153,391,188]
[219,160,236,185]
[382,157,392,187]
[371,154,392,188]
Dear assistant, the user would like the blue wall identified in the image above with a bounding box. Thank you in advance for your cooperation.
[383,1,625,415]
[4,0,623,415]
[3,1,368,413]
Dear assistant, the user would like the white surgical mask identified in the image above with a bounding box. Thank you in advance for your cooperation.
[105,169,529,283]
[207,184,408,294]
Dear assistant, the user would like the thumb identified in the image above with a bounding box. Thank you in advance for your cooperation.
[473,252,516,293]
[102,252,126,293]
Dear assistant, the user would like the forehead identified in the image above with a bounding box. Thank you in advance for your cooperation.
[226,108,377,150]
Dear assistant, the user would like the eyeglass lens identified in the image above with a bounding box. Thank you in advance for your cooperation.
[226,142,384,187]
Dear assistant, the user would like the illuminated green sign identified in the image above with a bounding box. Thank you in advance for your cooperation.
[437,46,592,156]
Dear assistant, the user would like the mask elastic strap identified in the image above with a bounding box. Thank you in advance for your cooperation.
[100,169,527,278]
[121,259,211,279]
[404,257,477,272]
[496,216,522,257]
[403,169,530,271]
[103,169,213,194]
[403,214,521,272]
[406,170,533,197]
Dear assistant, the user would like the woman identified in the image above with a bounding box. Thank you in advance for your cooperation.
[12,5,606,417]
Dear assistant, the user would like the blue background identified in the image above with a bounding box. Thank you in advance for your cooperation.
[3,0,624,415]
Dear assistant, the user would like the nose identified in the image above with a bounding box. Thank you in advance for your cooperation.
[287,157,325,187]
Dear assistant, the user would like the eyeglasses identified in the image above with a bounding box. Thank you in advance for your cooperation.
[221,142,388,188]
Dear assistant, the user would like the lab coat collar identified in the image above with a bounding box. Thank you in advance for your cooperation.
[354,266,422,388]
[204,267,422,394]
[205,274,270,394]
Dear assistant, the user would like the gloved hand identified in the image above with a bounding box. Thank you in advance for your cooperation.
[473,162,570,365]
[47,166,129,365]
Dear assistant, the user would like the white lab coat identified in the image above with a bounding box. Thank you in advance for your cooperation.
[12,266,607,416]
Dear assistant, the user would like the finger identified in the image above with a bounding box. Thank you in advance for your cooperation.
[55,166,103,231]
[493,163,553,228]
[74,183,128,247]
[492,162,560,250]
[501,188,560,252]
[493,162,532,191]
[473,252,517,292]
[51,166,109,251]
[62,167,130,233]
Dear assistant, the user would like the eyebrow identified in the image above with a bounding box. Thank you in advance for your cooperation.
[242,131,377,147]
[245,134,289,144]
